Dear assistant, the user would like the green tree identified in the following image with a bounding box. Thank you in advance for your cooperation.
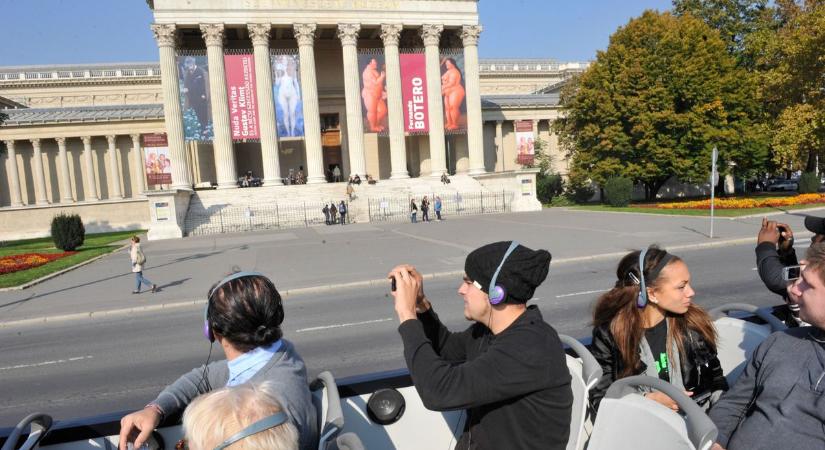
[0,111,7,126]
[554,11,769,200]
[673,0,769,65]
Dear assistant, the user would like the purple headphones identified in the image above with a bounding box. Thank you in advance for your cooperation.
[486,241,520,305]
[204,271,264,342]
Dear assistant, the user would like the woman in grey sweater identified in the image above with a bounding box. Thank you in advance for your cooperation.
[118,272,317,450]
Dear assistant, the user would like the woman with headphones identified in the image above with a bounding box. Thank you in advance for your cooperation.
[118,272,317,450]
[589,246,728,412]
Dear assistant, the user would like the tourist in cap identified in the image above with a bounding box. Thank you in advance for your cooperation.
[388,241,572,449]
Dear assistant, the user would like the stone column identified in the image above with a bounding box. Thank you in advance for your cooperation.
[294,23,326,184]
[130,134,146,196]
[29,139,49,205]
[495,120,504,171]
[337,23,367,178]
[248,23,283,186]
[55,137,74,203]
[381,24,409,179]
[106,135,123,200]
[201,23,237,189]
[421,24,447,177]
[81,136,99,201]
[151,24,192,190]
[462,25,485,175]
[3,140,24,207]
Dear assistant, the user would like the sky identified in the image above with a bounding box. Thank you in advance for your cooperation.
[0,0,674,66]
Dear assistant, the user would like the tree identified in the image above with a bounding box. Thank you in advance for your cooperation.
[0,111,7,127]
[554,11,769,200]
[673,0,769,65]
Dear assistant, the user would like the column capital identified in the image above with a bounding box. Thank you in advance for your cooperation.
[151,23,178,47]
[420,24,443,47]
[81,136,92,146]
[380,24,402,47]
[248,23,272,46]
[337,23,361,46]
[55,137,66,146]
[106,135,117,145]
[30,138,41,147]
[293,23,317,46]
[3,139,15,150]
[130,133,141,142]
[461,25,483,47]
[200,23,225,47]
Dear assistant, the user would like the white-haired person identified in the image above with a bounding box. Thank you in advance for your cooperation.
[181,381,298,450]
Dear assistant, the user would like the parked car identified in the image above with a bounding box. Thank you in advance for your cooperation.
[768,180,798,192]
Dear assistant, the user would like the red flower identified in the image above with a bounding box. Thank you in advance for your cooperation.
[0,252,76,275]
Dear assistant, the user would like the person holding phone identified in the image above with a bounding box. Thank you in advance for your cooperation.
[756,216,825,327]
[589,246,728,412]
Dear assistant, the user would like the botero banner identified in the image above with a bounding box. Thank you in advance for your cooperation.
[400,53,428,134]
[440,51,467,133]
[359,51,388,134]
[224,54,260,140]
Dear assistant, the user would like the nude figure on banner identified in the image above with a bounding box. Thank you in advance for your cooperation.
[274,56,302,136]
[441,57,465,131]
[361,58,388,132]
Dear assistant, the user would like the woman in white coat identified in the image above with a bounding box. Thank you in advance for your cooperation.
[130,236,157,294]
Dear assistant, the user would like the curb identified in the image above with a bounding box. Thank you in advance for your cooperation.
[0,243,131,292]
[564,205,825,220]
[0,234,768,329]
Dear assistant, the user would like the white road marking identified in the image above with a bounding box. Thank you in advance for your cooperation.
[0,355,93,371]
[556,289,608,299]
[296,318,394,333]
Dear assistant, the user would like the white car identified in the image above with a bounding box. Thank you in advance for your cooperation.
[768,181,798,192]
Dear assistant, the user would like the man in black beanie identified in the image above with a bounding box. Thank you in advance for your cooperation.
[388,241,572,450]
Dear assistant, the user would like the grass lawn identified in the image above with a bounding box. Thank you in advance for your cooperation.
[568,203,825,217]
[0,230,142,288]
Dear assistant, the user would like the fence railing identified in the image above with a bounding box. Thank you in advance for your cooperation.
[367,191,512,223]
[184,201,350,236]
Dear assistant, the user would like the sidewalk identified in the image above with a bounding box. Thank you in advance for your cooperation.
[0,207,818,326]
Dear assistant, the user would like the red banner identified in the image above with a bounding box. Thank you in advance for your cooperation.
[400,53,429,134]
[224,54,260,140]
[142,133,172,186]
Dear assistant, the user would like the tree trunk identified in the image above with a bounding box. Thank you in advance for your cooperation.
[805,148,817,173]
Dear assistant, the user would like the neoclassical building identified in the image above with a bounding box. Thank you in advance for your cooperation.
[0,0,587,239]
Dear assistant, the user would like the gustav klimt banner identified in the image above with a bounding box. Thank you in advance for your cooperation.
[177,53,213,141]
[400,52,428,134]
[142,133,172,186]
[358,50,388,134]
[224,53,260,140]
[270,53,304,138]
[440,51,467,134]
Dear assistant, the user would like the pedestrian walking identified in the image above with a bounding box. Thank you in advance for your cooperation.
[322,204,331,225]
[130,236,157,294]
[332,165,342,182]
[346,182,354,201]
[330,202,338,224]
[435,196,443,221]
[410,199,418,223]
[338,200,347,225]
[421,196,430,222]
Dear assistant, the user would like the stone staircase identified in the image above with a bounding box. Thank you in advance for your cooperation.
[182,175,504,236]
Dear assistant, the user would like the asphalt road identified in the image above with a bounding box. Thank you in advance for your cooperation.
[0,240,789,427]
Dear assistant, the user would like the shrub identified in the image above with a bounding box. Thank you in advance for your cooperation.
[566,172,596,204]
[604,177,634,207]
[51,214,85,251]
[537,173,564,204]
[798,172,819,194]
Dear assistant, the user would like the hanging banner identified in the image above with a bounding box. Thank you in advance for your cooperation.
[224,53,260,140]
[271,53,304,137]
[142,133,172,186]
[400,52,428,134]
[358,51,388,134]
[440,52,467,134]
[177,54,213,141]
[515,120,535,165]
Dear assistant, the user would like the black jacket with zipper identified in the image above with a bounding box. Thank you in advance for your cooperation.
[589,322,728,410]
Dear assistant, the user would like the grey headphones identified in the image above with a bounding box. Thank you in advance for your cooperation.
[213,411,288,450]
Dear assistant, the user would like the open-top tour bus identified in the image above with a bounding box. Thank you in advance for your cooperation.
[0,303,788,450]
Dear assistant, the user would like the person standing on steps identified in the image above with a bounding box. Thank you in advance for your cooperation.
[130,236,157,294]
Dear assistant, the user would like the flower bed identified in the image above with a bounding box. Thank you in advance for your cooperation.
[0,252,76,275]
[650,194,825,210]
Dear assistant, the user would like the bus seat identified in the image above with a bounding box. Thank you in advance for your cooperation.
[587,375,717,450]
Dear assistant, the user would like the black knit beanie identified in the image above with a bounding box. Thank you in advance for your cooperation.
[464,241,552,304]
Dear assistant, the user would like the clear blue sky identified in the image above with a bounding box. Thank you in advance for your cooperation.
[1,0,674,66]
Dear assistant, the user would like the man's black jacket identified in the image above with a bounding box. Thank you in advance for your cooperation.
[398,305,573,450]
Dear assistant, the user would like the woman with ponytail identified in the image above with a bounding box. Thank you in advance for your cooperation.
[589,246,727,412]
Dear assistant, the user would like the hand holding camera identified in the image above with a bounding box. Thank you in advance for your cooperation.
[388,265,430,322]
[757,218,794,249]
